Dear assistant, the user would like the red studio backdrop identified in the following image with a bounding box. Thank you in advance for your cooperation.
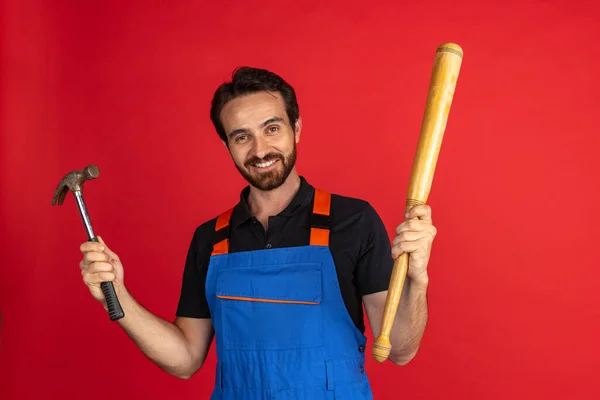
[1,0,599,399]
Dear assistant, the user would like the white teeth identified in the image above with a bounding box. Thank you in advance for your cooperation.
[254,160,276,168]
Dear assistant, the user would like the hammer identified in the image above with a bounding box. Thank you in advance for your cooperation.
[51,164,125,321]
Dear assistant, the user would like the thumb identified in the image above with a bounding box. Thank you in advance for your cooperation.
[97,236,120,261]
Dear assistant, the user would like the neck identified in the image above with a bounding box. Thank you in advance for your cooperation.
[247,169,301,219]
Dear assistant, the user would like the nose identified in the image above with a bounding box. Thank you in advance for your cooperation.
[252,135,270,159]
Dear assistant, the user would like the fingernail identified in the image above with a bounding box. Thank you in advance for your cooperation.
[99,246,105,251]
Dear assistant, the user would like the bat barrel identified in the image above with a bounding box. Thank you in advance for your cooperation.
[407,43,463,205]
[372,43,463,363]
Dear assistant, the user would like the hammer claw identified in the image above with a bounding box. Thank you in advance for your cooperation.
[51,184,68,206]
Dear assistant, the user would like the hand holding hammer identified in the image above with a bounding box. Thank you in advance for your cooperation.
[52,165,125,321]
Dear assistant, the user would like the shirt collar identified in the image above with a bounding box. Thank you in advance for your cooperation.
[230,176,315,228]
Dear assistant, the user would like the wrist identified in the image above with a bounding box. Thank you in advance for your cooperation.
[408,274,429,290]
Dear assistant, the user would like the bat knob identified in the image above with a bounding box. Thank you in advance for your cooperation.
[372,335,392,363]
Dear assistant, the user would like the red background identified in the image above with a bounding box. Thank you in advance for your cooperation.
[2,0,599,399]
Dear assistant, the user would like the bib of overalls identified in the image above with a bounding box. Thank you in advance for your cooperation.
[205,188,374,400]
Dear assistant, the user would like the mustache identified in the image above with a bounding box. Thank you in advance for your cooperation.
[245,153,283,167]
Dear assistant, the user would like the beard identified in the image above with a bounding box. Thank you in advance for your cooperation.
[235,143,297,191]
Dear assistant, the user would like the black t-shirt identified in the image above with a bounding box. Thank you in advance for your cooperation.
[175,176,394,334]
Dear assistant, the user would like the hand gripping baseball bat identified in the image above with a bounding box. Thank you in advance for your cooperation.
[372,42,463,362]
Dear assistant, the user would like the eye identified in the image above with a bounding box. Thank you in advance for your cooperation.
[267,126,279,133]
[235,134,249,142]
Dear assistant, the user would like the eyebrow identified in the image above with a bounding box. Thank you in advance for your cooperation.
[228,116,285,139]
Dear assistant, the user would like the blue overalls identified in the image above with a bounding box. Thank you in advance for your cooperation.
[205,188,374,399]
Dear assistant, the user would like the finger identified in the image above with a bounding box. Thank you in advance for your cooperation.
[396,219,428,235]
[392,230,427,245]
[83,270,116,284]
[392,242,420,259]
[83,261,114,274]
[391,238,427,258]
[80,241,105,254]
[97,236,120,261]
[405,204,432,221]
[83,251,110,264]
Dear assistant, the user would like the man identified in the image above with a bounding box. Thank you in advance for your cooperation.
[79,67,436,399]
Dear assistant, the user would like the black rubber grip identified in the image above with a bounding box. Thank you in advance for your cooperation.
[101,281,125,321]
[90,237,125,321]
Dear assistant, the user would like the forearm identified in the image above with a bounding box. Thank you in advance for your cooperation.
[110,289,197,378]
[388,276,429,365]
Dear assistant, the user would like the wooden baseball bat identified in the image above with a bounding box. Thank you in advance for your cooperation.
[372,42,463,362]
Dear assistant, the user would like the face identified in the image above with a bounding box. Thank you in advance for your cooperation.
[220,91,302,191]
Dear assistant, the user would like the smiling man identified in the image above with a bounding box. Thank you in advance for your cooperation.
[78,67,436,399]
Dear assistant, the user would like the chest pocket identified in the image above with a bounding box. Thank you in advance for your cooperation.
[215,262,323,351]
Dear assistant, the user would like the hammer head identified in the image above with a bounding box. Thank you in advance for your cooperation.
[51,164,100,206]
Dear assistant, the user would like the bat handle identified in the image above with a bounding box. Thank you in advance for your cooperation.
[90,236,125,321]
[372,251,409,362]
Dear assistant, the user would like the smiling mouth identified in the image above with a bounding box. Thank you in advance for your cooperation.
[251,159,278,169]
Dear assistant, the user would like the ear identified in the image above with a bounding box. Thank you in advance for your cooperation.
[294,116,303,143]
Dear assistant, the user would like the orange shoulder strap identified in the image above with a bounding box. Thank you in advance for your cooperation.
[211,189,330,254]
[310,188,331,246]
[211,207,234,256]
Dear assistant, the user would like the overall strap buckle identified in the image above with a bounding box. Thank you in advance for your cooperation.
[310,188,331,246]
[211,207,234,255]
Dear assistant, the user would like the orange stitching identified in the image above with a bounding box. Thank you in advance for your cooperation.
[216,295,319,305]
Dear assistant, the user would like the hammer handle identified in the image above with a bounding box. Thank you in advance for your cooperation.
[91,237,125,321]
[101,281,125,321]
[74,190,125,322]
